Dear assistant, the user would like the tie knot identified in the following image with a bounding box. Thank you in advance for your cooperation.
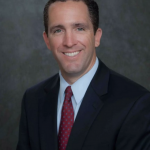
[65,86,73,97]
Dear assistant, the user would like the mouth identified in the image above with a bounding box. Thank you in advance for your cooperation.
[63,51,80,57]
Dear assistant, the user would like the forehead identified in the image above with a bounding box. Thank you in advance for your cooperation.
[48,1,91,26]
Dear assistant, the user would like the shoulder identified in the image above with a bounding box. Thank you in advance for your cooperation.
[93,60,150,99]
[108,69,150,99]
[23,73,59,100]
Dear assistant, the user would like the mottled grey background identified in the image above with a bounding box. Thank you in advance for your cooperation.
[0,0,150,149]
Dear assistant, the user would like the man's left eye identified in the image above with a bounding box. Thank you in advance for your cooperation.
[77,28,84,31]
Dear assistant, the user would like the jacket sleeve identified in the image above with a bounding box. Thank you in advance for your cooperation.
[16,91,31,150]
[116,93,150,150]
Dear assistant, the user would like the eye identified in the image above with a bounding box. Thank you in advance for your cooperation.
[54,29,62,33]
[77,28,84,31]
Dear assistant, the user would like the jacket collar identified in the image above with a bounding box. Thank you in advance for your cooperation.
[66,59,110,150]
[39,74,60,150]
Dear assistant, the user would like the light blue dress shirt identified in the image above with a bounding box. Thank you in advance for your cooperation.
[57,57,99,133]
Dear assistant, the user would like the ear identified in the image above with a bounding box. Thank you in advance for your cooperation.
[43,31,51,50]
[94,28,102,47]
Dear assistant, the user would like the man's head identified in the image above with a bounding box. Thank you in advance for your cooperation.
[43,0,102,84]
[44,0,99,35]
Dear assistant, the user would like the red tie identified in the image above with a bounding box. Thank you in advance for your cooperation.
[58,86,74,150]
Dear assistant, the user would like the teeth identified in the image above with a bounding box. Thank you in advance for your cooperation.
[64,51,79,57]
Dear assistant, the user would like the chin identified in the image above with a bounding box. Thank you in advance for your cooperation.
[62,67,81,75]
[66,69,81,74]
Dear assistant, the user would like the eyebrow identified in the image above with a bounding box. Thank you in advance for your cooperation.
[49,23,89,32]
[73,23,88,28]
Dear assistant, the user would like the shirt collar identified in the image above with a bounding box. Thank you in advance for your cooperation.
[59,57,99,104]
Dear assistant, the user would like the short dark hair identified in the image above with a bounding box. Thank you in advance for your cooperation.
[43,0,99,35]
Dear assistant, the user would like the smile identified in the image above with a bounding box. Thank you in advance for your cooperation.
[64,51,80,57]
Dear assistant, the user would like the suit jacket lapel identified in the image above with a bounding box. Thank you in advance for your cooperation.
[39,75,60,150]
[67,60,110,150]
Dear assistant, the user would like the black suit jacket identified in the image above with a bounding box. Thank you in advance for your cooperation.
[17,60,150,150]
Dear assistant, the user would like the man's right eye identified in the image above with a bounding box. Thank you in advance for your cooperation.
[54,29,61,33]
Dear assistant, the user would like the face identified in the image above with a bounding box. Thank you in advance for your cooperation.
[43,1,102,84]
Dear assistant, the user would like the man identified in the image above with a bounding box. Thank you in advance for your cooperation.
[17,0,150,150]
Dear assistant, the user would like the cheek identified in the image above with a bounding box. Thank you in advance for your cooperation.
[77,36,89,48]
[77,33,94,46]
[49,38,61,51]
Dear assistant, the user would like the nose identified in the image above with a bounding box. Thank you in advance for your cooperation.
[63,30,77,48]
